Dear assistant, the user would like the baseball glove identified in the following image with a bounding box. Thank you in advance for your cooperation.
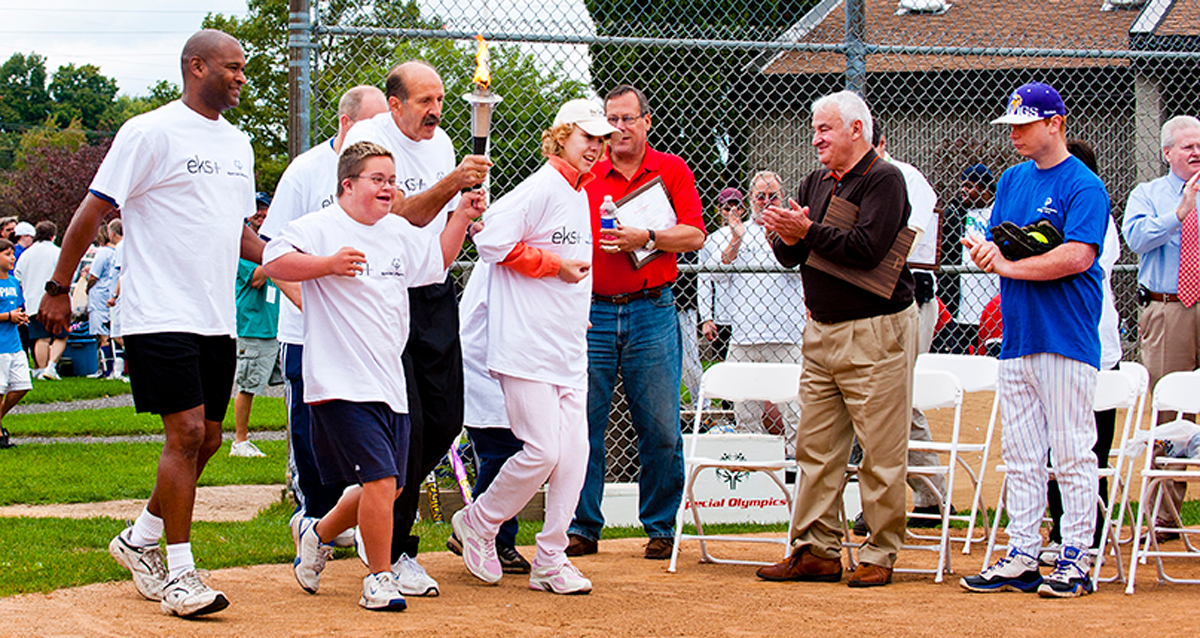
[990,220,1063,261]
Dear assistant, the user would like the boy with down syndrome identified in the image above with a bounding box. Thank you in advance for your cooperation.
[264,141,479,610]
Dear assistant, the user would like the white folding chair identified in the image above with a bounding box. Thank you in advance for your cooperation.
[841,369,964,583]
[668,362,803,573]
[983,368,1139,589]
[1126,369,1200,593]
[1112,361,1150,546]
[912,353,1001,553]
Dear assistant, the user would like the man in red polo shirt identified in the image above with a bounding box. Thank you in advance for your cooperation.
[566,85,705,560]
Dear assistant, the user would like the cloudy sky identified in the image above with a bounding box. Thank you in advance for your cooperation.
[1,1,251,96]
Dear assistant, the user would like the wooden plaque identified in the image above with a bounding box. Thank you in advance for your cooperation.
[805,195,916,299]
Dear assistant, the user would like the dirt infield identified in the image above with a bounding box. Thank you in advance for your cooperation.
[1,534,1198,638]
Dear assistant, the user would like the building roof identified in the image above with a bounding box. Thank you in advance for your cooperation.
[760,0,1196,75]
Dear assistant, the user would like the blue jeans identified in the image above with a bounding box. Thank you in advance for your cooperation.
[465,426,523,549]
[569,289,684,540]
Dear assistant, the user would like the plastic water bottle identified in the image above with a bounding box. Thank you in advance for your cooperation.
[599,195,618,241]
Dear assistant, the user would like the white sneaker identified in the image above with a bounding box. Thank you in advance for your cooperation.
[1038,542,1062,568]
[959,548,1043,593]
[30,368,42,380]
[229,440,266,457]
[451,509,501,584]
[40,366,61,380]
[1037,546,1094,598]
[289,510,303,556]
[333,527,356,548]
[529,562,592,595]
[360,572,407,611]
[293,517,333,594]
[108,528,168,601]
[393,553,439,597]
[160,569,229,617]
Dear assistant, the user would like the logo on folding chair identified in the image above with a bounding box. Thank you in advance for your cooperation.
[716,452,749,489]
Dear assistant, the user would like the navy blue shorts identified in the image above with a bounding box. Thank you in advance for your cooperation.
[27,317,67,340]
[123,332,235,421]
[309,400,410,487]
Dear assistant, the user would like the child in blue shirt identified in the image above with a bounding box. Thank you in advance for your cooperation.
[0,239,31,449]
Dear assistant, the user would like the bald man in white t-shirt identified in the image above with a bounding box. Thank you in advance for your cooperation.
[38,30,264,618]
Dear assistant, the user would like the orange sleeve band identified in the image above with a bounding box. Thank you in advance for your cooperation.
[498,242,561,278]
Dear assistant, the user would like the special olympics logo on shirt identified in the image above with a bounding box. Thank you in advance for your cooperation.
[380,257,407,278]
[1037,197,1058,217]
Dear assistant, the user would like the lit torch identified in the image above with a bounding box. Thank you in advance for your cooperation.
[463,35,502,158]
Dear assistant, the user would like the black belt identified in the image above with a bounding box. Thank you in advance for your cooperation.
[593,283,668,305]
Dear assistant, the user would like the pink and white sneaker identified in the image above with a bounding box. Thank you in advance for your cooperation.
[451,509,501,584]
[529,561,592,595]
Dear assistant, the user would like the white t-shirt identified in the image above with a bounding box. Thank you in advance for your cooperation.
[14,241,61,314]
[891,158,939,267]
[342,112,459,281]
[698,231,733,327]
[259,138,338,345]
[958,204,999,324]
[698,222,806,345]
[89,100,254,337]
[1099,215,1122,370]
[474,163,592,389]
[262,203,443,413]
[459,260,508,428]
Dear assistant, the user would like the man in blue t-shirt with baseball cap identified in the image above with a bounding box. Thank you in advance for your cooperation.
[959,81,1108,598]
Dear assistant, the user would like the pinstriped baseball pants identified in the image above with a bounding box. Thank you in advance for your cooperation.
[999,353,1098,554]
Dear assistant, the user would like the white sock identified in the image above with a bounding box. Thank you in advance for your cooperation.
[129,508,164,547]
[166,542,195,580]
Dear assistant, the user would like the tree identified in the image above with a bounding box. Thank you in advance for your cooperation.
[0,53,52,131]
[204,0,587,196]
[0,120,110,227]
[584,0,817,205]
[48,64,120,133]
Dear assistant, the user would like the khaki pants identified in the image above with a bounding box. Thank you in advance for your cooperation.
[790,304,918,568]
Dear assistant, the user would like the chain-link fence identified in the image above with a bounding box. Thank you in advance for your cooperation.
[292,0,1200,483]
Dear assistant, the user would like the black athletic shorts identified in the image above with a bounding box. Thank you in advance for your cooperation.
[309,400,410,487]
[123,332,236,421]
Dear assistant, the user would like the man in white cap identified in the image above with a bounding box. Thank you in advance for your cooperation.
[12,222,34,263]
[960,81,1107,598]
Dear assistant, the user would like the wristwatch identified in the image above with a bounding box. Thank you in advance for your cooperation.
[643,229,657,251]
[44,279,70,297]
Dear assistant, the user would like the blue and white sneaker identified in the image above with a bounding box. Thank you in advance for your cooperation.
[959,548,1043,593]
[1037,546,1094,598]
[360,572,407,611]
[293,516,333,594]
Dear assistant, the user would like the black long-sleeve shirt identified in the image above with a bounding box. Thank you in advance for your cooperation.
[772,149,915,324]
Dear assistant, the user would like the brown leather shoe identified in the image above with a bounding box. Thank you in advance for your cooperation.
[645,537,673,560]
[755,547,843,582]
[847,562,893,588]
[566,534,597,556]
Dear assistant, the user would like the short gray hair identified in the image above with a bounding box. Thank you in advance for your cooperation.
[1162,115,1200,149]
[812,91,873,144]
[337,85,384,121]
[749,170,782,193]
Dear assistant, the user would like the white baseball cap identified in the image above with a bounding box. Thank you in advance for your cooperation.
[553,99,619,137]
[13,222,34,237]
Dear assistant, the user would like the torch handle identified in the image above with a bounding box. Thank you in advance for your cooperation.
[472,137,488,157]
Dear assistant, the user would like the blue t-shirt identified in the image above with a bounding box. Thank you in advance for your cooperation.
[989,155,1108,367]
[0,276,24,354]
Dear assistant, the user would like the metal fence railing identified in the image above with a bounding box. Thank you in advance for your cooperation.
[290,0,1200,483]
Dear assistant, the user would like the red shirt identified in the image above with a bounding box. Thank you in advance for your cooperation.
[586,145,705,296]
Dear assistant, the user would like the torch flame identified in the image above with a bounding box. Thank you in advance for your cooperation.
[471,35,490,90]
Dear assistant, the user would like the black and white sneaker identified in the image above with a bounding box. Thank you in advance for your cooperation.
[1037,546,1093,598]
[108,527,168,601]
[959,548,1043,593]
[160,569,229,617]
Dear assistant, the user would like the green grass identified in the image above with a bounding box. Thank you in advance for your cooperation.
[0,440,287,506]
[4,397,287,438]
[20,377,132,404]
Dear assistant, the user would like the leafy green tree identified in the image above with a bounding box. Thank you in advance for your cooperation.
[585,0,817,205]
[0,119,110,227]
[0,53,53,131]
[48,64,120,133]
[205,0,586,197]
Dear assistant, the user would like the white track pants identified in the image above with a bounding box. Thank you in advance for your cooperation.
[466,374,587,568]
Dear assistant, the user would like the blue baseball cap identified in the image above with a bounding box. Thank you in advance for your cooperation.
[991,82,1066,125]
[255,192,272,209]
[960,163,993,184]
